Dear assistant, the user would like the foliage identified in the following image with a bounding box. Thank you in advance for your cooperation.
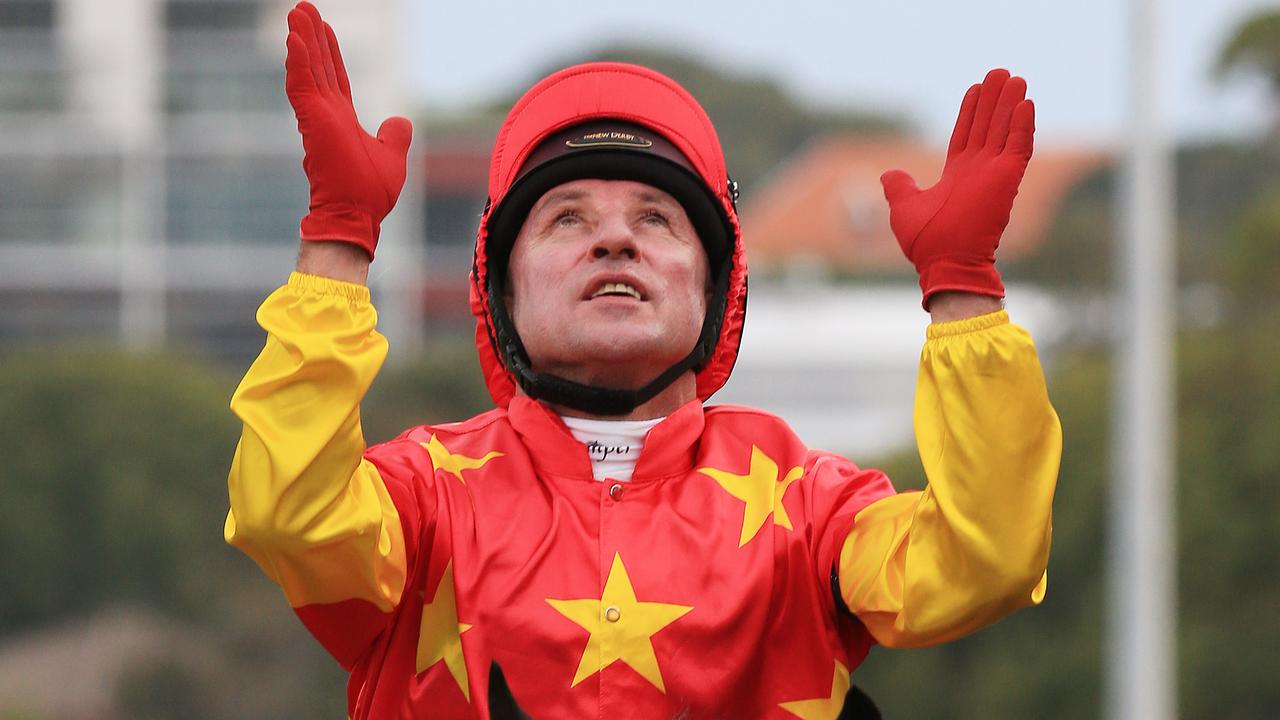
[0,349,347,719]
[1219,183,1280,303]
[1216,9,1280,91]
[1174,308,1280,719]
[115,659,215,720]
[362,337,494,444]
[0,350,240,632]
[1003,162,1115,289]
[0,341,493,719]
[1005,140,1280,293]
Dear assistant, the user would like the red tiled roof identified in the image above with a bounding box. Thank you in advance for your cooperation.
[423,148,490,190]
[739,135,1108,273]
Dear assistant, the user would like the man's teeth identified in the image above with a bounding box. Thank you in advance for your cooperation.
[592,282,641,300]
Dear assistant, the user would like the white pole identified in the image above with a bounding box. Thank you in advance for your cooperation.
[97,0,165,349]
[1108,0,1177,718]
[119,145,167,349]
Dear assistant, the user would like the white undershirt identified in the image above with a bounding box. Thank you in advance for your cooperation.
[559,415,665,482]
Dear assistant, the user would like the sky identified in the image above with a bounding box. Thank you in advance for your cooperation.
[407,0,1280,149]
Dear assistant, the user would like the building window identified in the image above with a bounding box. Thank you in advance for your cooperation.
[163,0,280,113]
[0,155,121,245]
[165,156,306,244]
[164,0,257,31]
[0,1,60,111]
[0,0,55,30]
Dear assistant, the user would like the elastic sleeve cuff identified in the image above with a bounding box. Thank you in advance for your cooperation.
[925,309,1009,339]
[287,271,371,304]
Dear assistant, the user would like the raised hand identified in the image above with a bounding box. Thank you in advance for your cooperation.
[286,1,412,259]
[880,69,1035,309]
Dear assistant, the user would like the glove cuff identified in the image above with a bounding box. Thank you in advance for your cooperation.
[917,256,1004,310]
[300,204,380,259]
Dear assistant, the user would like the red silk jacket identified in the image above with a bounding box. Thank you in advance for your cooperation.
[226,273,1060,718]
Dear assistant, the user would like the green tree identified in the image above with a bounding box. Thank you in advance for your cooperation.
[362,340,494,444]
[0,350,240,631]
[1174,321,1280,719]
[1005,141,1280,293]
[0,349,350,720]
[1216,9,1280,128]
[1003,163,1115,290]
[1218,183,1280,304]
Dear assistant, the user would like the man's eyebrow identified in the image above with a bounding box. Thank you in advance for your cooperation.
[532,188,586,211]
[633,189,679,206]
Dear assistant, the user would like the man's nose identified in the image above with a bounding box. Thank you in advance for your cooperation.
[590,214,638,260]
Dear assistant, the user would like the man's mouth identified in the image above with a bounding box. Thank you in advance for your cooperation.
[590,282,642,300]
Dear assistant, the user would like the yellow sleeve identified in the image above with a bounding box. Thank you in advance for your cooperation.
[837,310,1061,648]
[224,272,407,613]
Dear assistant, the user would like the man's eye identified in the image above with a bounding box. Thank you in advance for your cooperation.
[641,209,669,226]
[554,209,581,227]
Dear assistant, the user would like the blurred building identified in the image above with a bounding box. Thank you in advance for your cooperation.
[0,0,421,361]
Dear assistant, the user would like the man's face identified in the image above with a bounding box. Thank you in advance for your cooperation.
[506,178,709,389]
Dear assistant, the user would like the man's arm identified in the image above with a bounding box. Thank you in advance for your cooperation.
[834,70,1060,647]
[927,291,1002,323]
[297,241,371,284]
[225,273,406,632]
[224,1,418,667]
[836,311,1060,647]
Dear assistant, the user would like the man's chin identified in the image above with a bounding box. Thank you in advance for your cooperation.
[535,342,689,387]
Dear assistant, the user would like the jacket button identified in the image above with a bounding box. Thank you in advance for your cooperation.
[608,483,624,501]
[605,606,621,622]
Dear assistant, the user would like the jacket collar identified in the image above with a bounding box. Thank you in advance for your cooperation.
[506,395,705,483]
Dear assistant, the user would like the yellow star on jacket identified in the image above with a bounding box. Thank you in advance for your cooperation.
[546,553,693,693]
[417,561,472,700]
[698,445,804,546]
[420,434,502,484]
[778,660,851,719]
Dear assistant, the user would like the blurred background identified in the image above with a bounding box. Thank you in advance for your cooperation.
[0,0,1276,717]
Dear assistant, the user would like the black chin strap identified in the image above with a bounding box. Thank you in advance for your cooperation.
[488,259,732,417]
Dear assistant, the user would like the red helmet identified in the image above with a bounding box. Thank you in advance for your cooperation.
[470,62,747,415]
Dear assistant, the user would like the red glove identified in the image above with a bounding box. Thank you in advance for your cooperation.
[285,1,412,259]
[880,69,1035,309]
